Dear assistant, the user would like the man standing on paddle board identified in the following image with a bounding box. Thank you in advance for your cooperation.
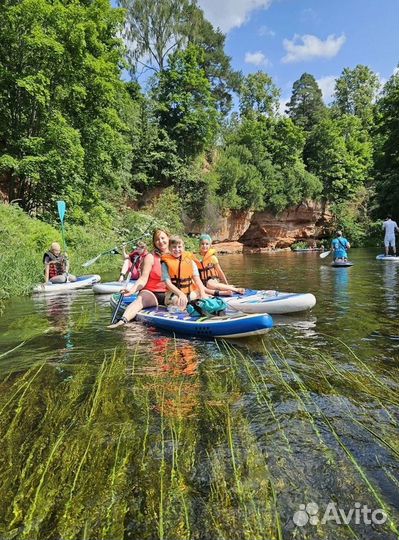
[382,215,399,256]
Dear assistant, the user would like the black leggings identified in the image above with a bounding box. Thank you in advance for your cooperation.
[152,292,166,306]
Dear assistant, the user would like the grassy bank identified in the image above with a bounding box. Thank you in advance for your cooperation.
[0,203,153,299]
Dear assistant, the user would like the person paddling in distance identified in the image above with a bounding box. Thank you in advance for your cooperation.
[108,229,169,328]
[331,231,350,262]
[161,235,208,310]
[118,241,148,282]
[194,234,245,296]
[382,215,399,256]
[43,242,76,284]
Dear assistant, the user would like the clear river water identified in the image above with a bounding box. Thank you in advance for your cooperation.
[0,248,398,540]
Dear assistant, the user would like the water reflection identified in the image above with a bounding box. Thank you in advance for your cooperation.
[333,265,350,315]
[382,263,399,317]
[34,293,75,351]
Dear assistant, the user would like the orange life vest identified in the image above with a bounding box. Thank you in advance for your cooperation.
[161,252,195,295]
[194,248,219,284]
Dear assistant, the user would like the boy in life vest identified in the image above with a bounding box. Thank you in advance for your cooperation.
[119,241,148,281]
[194,234,245,296]
[43,242,76,283]
[161,236,207,310]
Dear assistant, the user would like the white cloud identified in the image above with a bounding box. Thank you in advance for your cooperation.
[316,75,337,103]
[245,51,269,66]
[198,0,273,33]
[282,34,346,63]
[258,25,276,37]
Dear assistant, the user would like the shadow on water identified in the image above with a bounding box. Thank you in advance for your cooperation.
[0,249,398,539]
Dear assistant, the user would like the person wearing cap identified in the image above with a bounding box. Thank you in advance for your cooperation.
[382,215,399,256]
[331,231,350,262]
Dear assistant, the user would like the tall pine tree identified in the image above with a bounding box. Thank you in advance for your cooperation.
[286,73,326,131]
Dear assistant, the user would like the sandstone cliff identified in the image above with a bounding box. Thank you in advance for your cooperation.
[189,201,331,253]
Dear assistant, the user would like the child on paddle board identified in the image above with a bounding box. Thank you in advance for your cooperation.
[194,234,245,296]
[331,231,350,262]
[119,241,148,281]
[43,242,76,283]
[161,236,207,310]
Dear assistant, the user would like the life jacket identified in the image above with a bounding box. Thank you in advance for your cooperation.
[43,251,66,279]
[142,252,167,293]
[161,252,195,295]
[194,248,219,284]
[128,249,148,280]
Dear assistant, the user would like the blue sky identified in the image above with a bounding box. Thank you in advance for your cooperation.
[197,0,399,110]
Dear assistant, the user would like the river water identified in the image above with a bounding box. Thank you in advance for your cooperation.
[0,248,398,540]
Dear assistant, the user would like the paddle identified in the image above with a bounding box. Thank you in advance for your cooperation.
[82,246,120,268]
[82,219,154,268]
[110,271,132,325]
[57,200,70,281]
[320,250,331,259]
[57,200,67,252]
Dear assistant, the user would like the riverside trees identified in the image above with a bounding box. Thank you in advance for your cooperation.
[0,0,396,241]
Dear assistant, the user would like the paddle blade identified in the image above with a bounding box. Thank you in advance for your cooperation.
[320,250,331,259]
[82,255,100,268]
[57,200,66,223]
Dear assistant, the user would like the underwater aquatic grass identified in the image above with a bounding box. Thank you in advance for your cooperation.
[270,335,399,538]
[0,335,398,540]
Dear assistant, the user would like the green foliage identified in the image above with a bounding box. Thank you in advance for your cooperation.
[118,0,190,72]
[152,45,219,160]
[306,115,372,203]
[186,4,241,114]
[291,241,310,250]
[129,99,184,193]
[238,71,280,117]
[286,72,327,131]
[0,202,158,298]
[0,0,133,219]
[143,187,185,235]
[215,115,321,212]
[332,65,380,130]
[373,70,399,216]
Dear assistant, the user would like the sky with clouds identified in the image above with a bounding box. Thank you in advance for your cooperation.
[197,0,398,110]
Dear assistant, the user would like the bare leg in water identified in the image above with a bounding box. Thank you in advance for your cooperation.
[108,290,158,328]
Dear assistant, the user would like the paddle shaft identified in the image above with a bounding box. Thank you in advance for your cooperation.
[57,201,67,252]
[83,219,154,268]
[110,271,132,324]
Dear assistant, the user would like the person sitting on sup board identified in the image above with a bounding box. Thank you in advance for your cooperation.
[161,235,208,311]
[119,241,148,281]
[108,229,169,328]
[193,234,245,296]
[43,242,76,284]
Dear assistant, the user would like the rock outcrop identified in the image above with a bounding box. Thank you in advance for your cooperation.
[205,201,331,249]
[239,201,330,249]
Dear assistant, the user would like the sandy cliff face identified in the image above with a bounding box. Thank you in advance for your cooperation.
[202,202,331,252]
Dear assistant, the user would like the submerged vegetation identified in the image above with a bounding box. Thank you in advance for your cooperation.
[0,336,397,539]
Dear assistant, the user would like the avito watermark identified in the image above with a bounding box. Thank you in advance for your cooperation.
[293,502,387,527]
